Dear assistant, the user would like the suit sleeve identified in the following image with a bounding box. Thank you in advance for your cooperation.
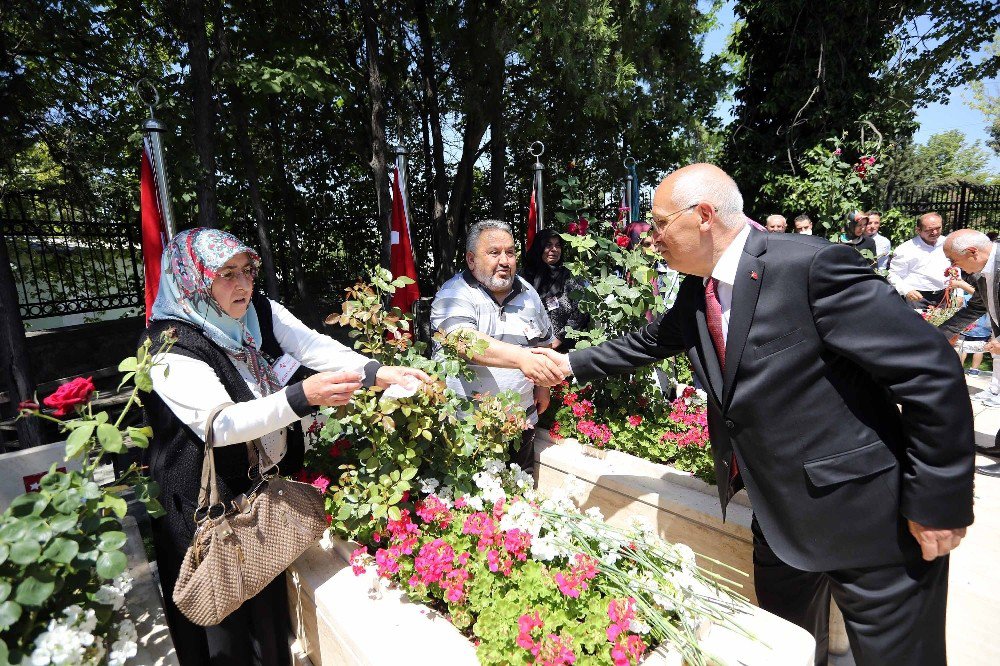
[809,244,974,529]
[938,289,988,337]
[567,279,690,382]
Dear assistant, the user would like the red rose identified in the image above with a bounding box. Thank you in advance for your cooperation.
[615,235,630,248]
[17,400,39,413]
[43,377,95,416]
[329,437,351,457]
[568,222,579,234]
[577,218,589,233]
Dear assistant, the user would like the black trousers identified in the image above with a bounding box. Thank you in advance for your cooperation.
[153,519,293,666]
[752,518,949,666]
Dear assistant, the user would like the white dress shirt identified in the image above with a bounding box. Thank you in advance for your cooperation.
[872,233,892,270]
[150,299,371,462]
[705,224,752,346]
[888,235,949,295]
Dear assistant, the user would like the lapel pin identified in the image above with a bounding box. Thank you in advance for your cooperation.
[749,270,758,280]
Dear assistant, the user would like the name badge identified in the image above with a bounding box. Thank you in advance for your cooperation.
[272,354,302,387]
[544,296,560,312]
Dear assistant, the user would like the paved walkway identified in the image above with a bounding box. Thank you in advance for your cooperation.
[947,374,1000,665]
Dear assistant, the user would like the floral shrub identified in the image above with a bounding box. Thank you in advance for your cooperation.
[347,463,749,666]
[549,382,715,485]
[0,334,172,665]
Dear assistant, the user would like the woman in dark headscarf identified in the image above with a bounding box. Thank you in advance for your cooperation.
[521,227,590,349]
[143,228,426,665]
[839,210,878,262]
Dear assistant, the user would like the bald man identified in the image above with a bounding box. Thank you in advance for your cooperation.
[533,164,974,666]
[765,214,787,233]
[940,228,1000,475]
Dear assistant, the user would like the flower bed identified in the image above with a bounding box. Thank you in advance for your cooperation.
[548,383,714,485]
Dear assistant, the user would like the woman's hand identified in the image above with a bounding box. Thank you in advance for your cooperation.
[302,371,363,406]
[375,366,430,389]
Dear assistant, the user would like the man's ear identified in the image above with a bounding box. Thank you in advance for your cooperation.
[465,251,475,269]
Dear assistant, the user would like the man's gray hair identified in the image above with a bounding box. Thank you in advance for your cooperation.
[466,219,514,253]
[952,230,992,254]
[671,169,746,230]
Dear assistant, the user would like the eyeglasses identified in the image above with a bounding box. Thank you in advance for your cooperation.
[654,204,697,233]
[216,265,258,282]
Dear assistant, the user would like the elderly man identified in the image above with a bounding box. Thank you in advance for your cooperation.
[430,219,558,471]
[765,214,787,233]
[866,211,892,270]
[533,164,973,666]
[940,228,1000,475]
[889,213,949,308]
[793,214,813,235]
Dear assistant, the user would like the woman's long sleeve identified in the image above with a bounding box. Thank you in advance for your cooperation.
[270,299,381,380]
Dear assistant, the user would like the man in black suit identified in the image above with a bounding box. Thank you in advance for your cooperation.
[533,164,974,665]
[939,228,1000,476]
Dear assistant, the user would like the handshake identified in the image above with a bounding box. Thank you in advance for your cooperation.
[518,347,572,387]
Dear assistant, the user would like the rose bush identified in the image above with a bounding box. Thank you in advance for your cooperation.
[0,334,172,665]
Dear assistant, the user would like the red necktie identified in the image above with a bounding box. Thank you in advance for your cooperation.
[705,278,740,483]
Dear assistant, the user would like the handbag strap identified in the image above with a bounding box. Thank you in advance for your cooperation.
[197,402,236,511]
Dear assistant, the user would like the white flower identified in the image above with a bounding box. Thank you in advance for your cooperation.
[584,506,605,522]
[529,534,561,561]
[108,638,138,666]
[600,550,620,567]
[95,585,125,611]
[498,499,543,537]
[117,619,137,643]
[418,477,440,494]
[629,618,651,634]
[465,495,485,512]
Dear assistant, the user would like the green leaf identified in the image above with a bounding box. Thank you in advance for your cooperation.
[0,544,7,564]
[0,601,21,630]
[48,513,77,534]
[15,570,56,607]
[0,581,9,602]
[98,531,127,552]
[127,426,152,448]
[95,411,109,424]
[8,493,48,518]
[387,505,401,521]
[96,550,127,580]
[143,498,166,519]
[65,422,96,458]
[96,423,124,453]
[9,540,41,565]
[100,495,128,518]
[42,538,79,564]
[118,357,138,372]
[135,370,154,393]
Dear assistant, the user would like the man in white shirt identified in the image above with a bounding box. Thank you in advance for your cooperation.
[866,211,892,270]
[888,213,949,308]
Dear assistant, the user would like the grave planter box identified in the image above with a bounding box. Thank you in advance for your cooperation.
[285,534,814,666]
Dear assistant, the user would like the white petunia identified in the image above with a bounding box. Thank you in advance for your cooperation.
[419,477,440,494]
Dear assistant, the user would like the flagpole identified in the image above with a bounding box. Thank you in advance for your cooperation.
[530,141,545,230]
[391,144,412,226]
[136,79,177,239]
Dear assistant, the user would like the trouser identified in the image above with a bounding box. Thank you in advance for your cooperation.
[752,518,949,666]
[510,427,537,474]
[910,289,946,309]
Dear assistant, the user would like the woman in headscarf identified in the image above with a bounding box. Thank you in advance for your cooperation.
[521,227,590,349]
[839,210,878,262]
[142,228,426,665]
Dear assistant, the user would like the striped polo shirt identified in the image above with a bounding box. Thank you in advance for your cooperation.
[430,270,554,424]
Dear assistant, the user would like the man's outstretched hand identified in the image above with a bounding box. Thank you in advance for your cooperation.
[517,349,564,386]
[908,520,967,561]
[527,347,571,386]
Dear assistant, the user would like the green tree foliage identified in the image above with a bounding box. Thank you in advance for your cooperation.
[885,130,993,188]
[969,31,1000,156]
[724,0,1000,211]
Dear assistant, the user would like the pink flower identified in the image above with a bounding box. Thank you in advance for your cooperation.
[413,538,455,585]
[349,547,368,575]
[454,495,468,509]
[535,633,577,665]
[415,494,453,529]
[554,553,599,597]
[375,548,400,577]
[504,529,532,561]
[517,611,544,650]
[834,148,842,156]
[627,415,642,427]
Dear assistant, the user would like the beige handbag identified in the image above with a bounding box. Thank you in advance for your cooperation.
[172,403,329,626]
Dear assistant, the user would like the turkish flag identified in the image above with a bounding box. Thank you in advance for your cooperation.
[140,139,167,323]
[389,166,421,313]
[526,186,538,251]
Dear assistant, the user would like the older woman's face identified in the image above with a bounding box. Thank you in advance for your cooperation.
[210,252,256,319]
[542,236,562,265]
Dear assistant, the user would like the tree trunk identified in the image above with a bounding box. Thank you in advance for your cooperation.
[441,113,489,281]
[266,97,315,325]
[414,0,449,285]
[181,0,220,228]
[0,230,43,449]
[228,85,280,298]
[360,0,393,270]
[487,21,507,220]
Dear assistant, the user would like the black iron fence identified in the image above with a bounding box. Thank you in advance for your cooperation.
[887,182,1000,234]
[0,192,143,320]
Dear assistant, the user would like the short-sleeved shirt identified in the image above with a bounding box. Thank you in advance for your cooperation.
[430,270,555,424]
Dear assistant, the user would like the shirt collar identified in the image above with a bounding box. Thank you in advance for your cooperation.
[914,235,944,250]
[707,224,752,287]
[984,243,997,278]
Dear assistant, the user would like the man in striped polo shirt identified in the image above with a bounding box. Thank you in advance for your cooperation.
[431,219,561,471]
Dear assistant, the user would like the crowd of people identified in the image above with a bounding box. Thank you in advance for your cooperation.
[141,162,991,666]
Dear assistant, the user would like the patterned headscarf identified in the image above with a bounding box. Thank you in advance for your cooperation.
[150,228,281,395]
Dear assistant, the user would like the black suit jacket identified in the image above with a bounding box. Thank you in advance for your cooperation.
[569,230,974,572]
[940,246,1000,337]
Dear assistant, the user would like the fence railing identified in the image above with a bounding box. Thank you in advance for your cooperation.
[1,193,143,320]
[887,182,1000,234]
